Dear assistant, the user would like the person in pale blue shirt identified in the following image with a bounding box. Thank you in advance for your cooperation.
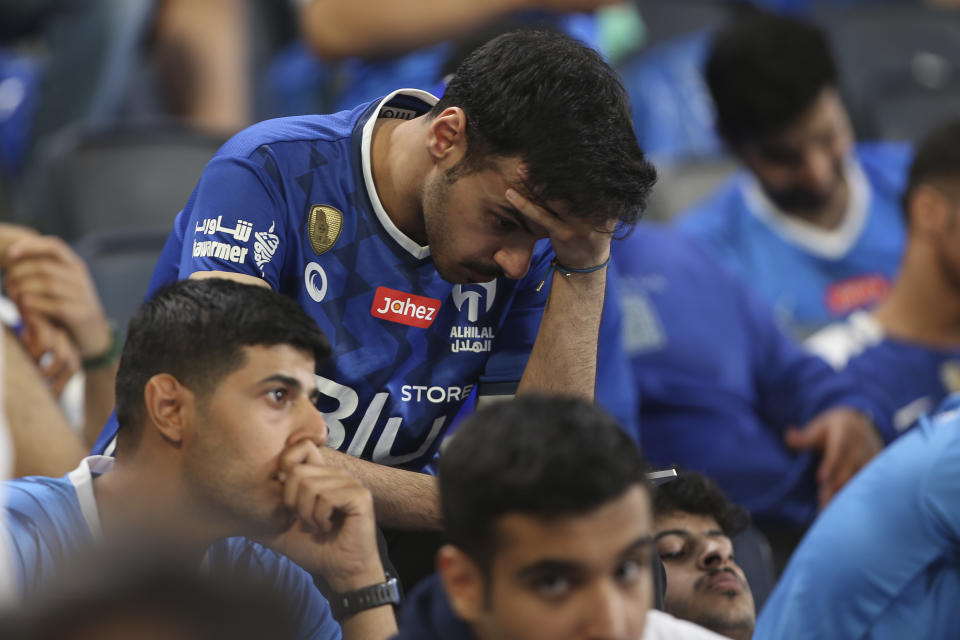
[676,11,908,337]
[2,279,399,639]
[756,392,960,639]
[807,117,960,434]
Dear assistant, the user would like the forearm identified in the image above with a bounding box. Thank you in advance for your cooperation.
[81,361,118,448]
[3,328,85,477]
[299,0,525,59]
[321,448,441,530]
[516,268,606,400]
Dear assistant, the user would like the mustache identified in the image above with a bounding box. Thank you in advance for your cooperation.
[694,567,744,592]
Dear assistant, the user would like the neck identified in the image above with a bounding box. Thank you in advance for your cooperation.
[874,242,960,345]
[370,116,429,244]
[93,456,229,556]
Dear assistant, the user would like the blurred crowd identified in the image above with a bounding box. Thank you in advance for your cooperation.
[0,1,959,639]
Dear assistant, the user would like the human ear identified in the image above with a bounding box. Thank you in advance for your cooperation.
[909,184,951,238]
[426,107,467,167]
[437,544,486,623]
[143,373,193,446]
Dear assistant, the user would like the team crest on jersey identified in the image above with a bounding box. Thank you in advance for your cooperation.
[450,282,497,353]
[254,222,280,276]
[371,287,441,329]
[307,204,343,256]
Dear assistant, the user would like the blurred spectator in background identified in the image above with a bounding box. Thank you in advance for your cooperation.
[2,279,398,638]
[808,118,960,434]
[756,393,960,639]
[653,472,755,640]
[286,0,615,115]
[604,223,888,566]
[676,11,909,337]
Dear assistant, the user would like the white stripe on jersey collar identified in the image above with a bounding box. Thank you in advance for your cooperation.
[741,154,870,260]
[361,89,438,260]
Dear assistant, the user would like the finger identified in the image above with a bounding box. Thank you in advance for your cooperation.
[281,463,355,511]
[6,235,76,265]
[784,422,823,452]
[816,423,847,487]
[278,438,325,475]
[286,471,364,531]
[505,188,562,234]
[286,424,329,451]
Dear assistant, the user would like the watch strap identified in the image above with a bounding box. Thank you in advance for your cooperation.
[330,577,401,621]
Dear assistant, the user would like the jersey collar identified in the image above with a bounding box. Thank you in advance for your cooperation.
[67,455,115,542]
[740,154,870,260]
[360,89,438,260]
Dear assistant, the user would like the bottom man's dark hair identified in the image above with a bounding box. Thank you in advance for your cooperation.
[439,394,649,571]
[114,278,330,453]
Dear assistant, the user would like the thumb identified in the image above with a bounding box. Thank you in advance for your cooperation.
[784,422,823,451]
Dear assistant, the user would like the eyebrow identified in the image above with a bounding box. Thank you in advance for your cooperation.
[514,535,655,580]
[496,203,535,234]
[655,529,726,541]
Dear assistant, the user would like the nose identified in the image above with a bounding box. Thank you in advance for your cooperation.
[291,400,329,450]
[493,240,535,280]
[697,538,731,571]
[797,147,836,194]
[583,581,632,640]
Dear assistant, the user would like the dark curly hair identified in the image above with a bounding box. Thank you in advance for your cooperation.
[653,471,749,537]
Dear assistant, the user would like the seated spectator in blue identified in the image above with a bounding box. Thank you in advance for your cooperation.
[393,394,725,640]
[808,118,960,434]
[289,0,605,115]
[756,393,960,639]
[607,223,891,548]
[2,279,398,639]
[676,11,909,336]
[653,472,755,640]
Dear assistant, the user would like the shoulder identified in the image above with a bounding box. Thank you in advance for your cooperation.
[855,141,914,196]
[805,311,885,369]
[213,110,365,162]
[674,174,750,237]
[3,474,79,524]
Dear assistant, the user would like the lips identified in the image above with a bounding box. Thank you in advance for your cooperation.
[703,571,743,594]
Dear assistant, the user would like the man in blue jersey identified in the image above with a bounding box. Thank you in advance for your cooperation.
[606,223,889,562]
[808,118,960,434]
[676,11,908,336]
[3,279,398,639]
[92,30,657,535]
[755,393,960,639]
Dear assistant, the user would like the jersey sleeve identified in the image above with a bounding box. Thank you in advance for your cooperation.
[475,240,554,398]
[211,538,342,640]
[175,148,290,290]
[745,277,895,441]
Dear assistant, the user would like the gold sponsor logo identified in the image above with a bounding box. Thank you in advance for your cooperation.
[307,204,343,256]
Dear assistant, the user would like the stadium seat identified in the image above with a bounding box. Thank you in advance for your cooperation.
[643,157,738,222]
[732,525,777,612]
[46,126,224,240]
[71,229,169,336]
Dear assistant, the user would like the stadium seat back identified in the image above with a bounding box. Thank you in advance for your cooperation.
[72,229,169,336]
[47,126,224,241]
[644,157,738,222]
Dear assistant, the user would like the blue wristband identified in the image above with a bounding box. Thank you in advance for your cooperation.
[551,256,610,276]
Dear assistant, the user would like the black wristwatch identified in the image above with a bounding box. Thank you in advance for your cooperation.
[330,577,401,621]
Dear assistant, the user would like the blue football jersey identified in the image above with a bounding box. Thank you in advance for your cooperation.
[755,394,960,640]
[91,91,554,471]
[677,143,910,336]
[808,311,960,433]
[2,458,340,640]
[604,223,889,526]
